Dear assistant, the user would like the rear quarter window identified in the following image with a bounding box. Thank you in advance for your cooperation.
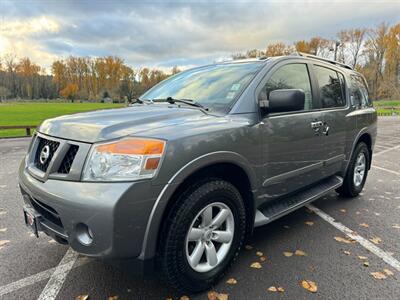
[350,74,371,108]
[314,65,346,108]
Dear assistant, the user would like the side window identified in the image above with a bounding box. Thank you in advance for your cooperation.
[350,75,371,108]
[261,63,313,111]
[314,65,346,108]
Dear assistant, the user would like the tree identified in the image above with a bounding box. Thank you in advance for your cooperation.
[265,42,289,56]
[60,83,79,101]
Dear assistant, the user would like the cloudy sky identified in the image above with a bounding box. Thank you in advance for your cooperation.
[1,0,399,71]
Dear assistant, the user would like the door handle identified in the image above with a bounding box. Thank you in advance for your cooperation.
[310,121,323,129]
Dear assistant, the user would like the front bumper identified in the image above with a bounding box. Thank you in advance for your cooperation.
[18,159,163,261]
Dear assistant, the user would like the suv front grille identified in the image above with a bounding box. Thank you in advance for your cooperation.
[58,145,79,174]
[34,137,60,172]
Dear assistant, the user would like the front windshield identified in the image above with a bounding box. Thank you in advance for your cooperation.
[141,62,263,113]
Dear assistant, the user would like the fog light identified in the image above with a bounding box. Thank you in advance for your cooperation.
[76,223,93,246]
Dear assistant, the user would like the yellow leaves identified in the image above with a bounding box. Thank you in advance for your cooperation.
[334,236,354,244]
[259,256,267,262]
[0,240,10,248]
[250,262,262,269]
[244,245,253,250]
[369,237,382,245]
[343,250,351,255]
[226,278,237,285]
[358,255,368,260]
[359,223,369,228]
[267,286,285,293]
[295,250,307,256]
[207,291,228,300]
[180,296,190,300]
[256,251,263,257]
[300,280,318,293]
[305,221,314,226]
[371,272,387,280]
[75,295,89,300]
[0,228,7,233]
[383,269,394,276]
[340,209,346,213]
[283,251,293,257]
[108,297,118,300]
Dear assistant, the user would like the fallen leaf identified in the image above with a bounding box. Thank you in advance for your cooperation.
[283,251,293,257]
[340,209,346,213]
[358,256,368,260]
[371,272,386,280]
[360,223,369,228]
[226,278,237,285]
[207,291,228,300]
[363,261,370,267]
[0,228,7,233]
[250,262,262,269]
[356,211,361,215]
[108,296,118,300]
[300,280,317,293]
[383,269,394,276]
[0,240,10,247]
[343,250,351,255]
[283,225,290,229]
[305,221,314,226]
[48,239,56,244]
[369,237,382,245]
[267,286,277,292]
[334,236,352,244]
[244,245,253,250]
[0,211,6,216]
[374,212,380,216]
[295,250,307,256]
[259,256,267,262]
[392,224,400,229]
[277,287,285,292]
[256,251,263,257]
[75,296,89,300]
[180,296,190,300]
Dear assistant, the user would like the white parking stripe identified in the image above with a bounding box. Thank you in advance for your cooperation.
[372,165,400,176]
[307,204,400,272]
[37,248,79,300]
[374,145,400,156]
[0,256,87,297]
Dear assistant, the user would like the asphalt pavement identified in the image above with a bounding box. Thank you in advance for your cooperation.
[0,117,399,300]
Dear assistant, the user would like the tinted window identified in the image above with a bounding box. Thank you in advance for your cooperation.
[261,63,313,111]
[314,66,346,108]
[350,75,371,108]
[142,62,263,113]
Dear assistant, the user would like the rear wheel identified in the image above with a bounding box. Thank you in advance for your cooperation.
[158,179,246,293]
[337,142,370,197]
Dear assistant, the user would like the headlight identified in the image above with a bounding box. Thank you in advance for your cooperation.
[82,138,166,181]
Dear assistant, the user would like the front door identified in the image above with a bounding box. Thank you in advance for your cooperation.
[258,61,325,199]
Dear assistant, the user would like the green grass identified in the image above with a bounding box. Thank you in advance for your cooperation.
[0,102,124,137]
[374,100,400,107]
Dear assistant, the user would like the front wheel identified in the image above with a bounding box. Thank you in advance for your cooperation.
[337,142,370,197]
[158,179,246,293]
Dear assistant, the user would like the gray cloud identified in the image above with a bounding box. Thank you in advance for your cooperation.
[1,0,400,69]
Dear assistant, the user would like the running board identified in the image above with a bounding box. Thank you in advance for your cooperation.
[254,175,343,227]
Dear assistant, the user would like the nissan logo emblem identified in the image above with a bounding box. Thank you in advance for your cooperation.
[39,145,51,164]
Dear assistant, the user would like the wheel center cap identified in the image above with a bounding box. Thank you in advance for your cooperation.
[204,229,213,240]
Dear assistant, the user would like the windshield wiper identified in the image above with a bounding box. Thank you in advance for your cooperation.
[153,97,208,110]
[132,98,153,104]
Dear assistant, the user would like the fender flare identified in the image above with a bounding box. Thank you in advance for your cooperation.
[139,151,257,259]
[344,127,372,174]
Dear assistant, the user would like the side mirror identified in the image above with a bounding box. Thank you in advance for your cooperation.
[262,89,305,114]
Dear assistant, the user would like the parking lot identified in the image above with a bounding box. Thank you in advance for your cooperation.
[0,117,399,300]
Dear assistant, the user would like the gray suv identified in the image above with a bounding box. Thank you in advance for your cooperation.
[19,53,377,293]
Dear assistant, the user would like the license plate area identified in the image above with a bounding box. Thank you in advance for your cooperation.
[23,207,40,237]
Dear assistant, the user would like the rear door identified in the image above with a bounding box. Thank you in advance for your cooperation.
[311,64,348,176]
[257,60,325,198]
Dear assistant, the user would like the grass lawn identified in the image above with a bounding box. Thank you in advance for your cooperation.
[0,102,124,137]
[374,100,400,116]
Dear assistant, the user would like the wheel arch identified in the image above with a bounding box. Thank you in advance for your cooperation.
[139,152,257,260]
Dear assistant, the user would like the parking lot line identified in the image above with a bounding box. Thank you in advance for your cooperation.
[372,165,400,176]
[0,257,87,298]
[307,204,400,272]
[373,145,400,156]
[37,248,79,300]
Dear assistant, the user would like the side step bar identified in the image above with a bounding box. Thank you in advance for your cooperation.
[254,175,343,227]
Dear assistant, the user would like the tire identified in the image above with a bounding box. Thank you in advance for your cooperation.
[158,179,246,293]
[337,142,370,198]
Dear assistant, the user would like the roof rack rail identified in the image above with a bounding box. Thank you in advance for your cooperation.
[291,52,353,70]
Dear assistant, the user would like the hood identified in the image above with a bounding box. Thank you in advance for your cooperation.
[38,104,209,143]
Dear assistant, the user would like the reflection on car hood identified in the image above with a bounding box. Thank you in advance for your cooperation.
[38,104,209,143]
